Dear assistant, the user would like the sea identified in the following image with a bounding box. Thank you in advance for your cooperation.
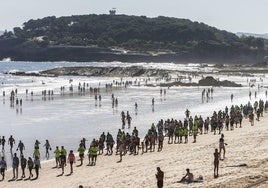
[0,61,266,167]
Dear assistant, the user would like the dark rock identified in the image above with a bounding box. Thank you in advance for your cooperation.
[199,76,242,87]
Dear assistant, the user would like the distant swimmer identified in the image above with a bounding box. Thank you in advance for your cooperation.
[230,94,233,102]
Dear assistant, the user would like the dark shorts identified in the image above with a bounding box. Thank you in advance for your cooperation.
[92,155,97,160]
[157,180,163,188]
[0,168,5,173]
[79,153,84,158]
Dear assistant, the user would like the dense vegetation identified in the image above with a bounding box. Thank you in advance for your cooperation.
[0,14,266,62]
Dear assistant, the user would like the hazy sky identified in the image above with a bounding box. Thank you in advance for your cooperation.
[0,0,267,33]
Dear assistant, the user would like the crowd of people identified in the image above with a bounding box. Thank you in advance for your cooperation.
[0,75,267,186]
[0,94,266,183]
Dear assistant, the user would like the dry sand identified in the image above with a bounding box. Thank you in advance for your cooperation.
[1,114,267,188]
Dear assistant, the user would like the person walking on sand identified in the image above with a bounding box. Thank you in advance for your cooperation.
[27,157,34,179]
[155,167,164,188]
[61,146,67,166]
[20,155,27,178]
[59,151,66,174]
[54,146,61,167]
[214,149,220,178]
[219,134,227,160]
[78,145,85,166]
[0,157,7,180]
[67,150,75,174]
[34,156,41,179]
[89,145,98,165]
[12,153,19,179]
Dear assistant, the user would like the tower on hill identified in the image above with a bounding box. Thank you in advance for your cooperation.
[109,8,116,15]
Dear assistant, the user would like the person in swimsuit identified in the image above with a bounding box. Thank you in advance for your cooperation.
[214,149,220,178]
[68,150,75,174]
[219,134,226,160]
[179,168,194,183]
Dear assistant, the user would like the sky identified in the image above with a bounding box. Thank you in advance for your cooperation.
[0,0,267,34]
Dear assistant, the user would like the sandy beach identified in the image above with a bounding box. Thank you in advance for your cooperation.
[0,110,267,188]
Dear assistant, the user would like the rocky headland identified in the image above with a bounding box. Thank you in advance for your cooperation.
[7,65,247,87]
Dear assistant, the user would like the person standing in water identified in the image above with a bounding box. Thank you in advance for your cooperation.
[44,140,51,159]
[126,111,132,129]
[0,157,7,180]
[17,140,25,155]
[8,135,15,152]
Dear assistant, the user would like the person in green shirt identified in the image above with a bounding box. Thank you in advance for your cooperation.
[61,146,67,166]
[179,127,184,144]
[90,145,98,165]
[54,146,61,167]
[183,127,188,143]
[33,148,40,159]
[193,124,198,143]
[77,145,85,166]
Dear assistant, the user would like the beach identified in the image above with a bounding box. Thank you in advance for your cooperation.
[0,61,268,187]
[1,110,267,188]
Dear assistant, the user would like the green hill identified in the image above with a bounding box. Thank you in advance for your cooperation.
[0,14,266,63]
